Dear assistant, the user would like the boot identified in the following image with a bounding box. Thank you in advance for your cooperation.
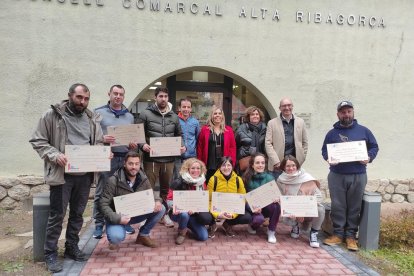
[175,228,188,245]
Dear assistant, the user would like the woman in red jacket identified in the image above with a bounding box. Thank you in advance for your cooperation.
[197,106,236,183]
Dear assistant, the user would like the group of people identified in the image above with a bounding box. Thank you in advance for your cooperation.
[29,83,379,273]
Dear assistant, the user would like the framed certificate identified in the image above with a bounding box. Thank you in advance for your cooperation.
[65,145,111,173]
[327,140,368,163]
[113,189,155,217]
[211,192,245,214]
[280,195,318,217]
[173,190,209,212]
[150,137,181,157]
[245,180,281,210]
[107,123,146,146]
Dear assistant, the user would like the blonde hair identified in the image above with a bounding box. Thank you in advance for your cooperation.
[180,158,207,176]
[207,106,226,133]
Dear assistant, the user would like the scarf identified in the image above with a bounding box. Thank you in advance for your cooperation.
[277,169,320,195]
[181,172,206,191]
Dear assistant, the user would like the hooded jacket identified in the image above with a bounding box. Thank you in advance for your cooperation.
[29,100,104,185]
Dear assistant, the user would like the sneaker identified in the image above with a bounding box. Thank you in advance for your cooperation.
[45,253,63,273]
[125,224,135,235]
[93,225,104,239]
[309,231,320,248]
[346,237,359,251]
[108,243,120,250]
[323,235,343,246]
[162,215,175,228]
[222,221,236,237]
[135,235,158,248]
[175,229,187,245]
[208,223,218,238]
[64,244,87,262]
[246,224,257,235]
[267,229,277,244]
[290,223,300,239]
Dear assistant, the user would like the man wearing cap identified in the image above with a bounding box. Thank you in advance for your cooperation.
[321,101,379,251]
[265,97,308,179]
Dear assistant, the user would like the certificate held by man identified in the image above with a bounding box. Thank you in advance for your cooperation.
[327,140,368,163]
[173,190,209,212]
[245,180,281,211]
[150,137,181,157]
[107,123,146,146]
[280,195,318,217]
[113,189,155,217]
[211,192,245,214]
[65,145,111,173]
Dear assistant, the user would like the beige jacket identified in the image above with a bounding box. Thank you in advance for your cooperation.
[29,100,104,185]
[265,116,308,170]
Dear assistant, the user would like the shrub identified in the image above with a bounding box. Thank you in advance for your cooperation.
[379,209,414,250]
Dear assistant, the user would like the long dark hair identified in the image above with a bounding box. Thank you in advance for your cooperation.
[242,153,267,184]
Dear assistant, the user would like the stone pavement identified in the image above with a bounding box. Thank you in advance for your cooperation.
[58,221,380,276]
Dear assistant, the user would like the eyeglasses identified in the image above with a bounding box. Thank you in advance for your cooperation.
[280,104,293,108]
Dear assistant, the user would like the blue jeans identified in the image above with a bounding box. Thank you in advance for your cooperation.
[170,212,208,241]
[106,205,165,245]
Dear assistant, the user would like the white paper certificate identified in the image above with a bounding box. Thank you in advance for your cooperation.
[150,137,181,157]
[173,190,209,212]
[211,192,245,214]
[245,180,281,210]
[113,189,155,218]
[65,145,111,173]
[280,196,318,217]
[107,124,146,146]
[327,140,368,163]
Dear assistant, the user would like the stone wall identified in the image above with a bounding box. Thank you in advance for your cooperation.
[0,176,413,210]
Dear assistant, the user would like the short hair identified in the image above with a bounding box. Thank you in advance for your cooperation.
[124,151,141,162]
[244,106,265,123]
[217,156,234,170]
[109,84,125,93]
[279,155,301,171]
[207,106,226,133]
[155,87,169,96]
[180,158,206,176]
[179,98,192,107]
[69,83,89,95]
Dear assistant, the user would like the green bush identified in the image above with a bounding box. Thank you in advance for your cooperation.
[379,209,414,250]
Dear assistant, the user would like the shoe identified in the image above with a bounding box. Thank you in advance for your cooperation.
[125,224,135,235]
[323,235,343,246]
[45,253,63,273]
[267,229,277,244]
[162,215,175,228]
[309,231,320,248]
[93,225,103,239]
[175,229,187,245]
[290,223,300,239]
[262,217,270,227]
[64,244,87,261]
[135,235,158,248]
[346,237,359,251]
[247,224,257,235]
[222,221,236,237]
[208,223,218,238]
[108,243,120,250]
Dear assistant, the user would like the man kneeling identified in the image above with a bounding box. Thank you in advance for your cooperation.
[100,151,165,249]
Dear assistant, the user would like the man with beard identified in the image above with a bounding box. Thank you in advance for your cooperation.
[265,97,308,179]
[139,87,185,227]
[321,101,379,251]
[100,151,165,249]
[29,83,104,273]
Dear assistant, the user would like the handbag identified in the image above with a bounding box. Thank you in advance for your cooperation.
[238,156,251,171]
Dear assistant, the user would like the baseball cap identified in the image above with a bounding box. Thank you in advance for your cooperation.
[337,101,353,111]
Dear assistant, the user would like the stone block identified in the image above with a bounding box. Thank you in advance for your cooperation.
[391,194,405,203]
[407,192,414,203]
[0,177,19,189]
[19,176,44,186]
[30,184,49,196]
[0,186,7,200]
[409,180,414,191]
[385,185,395,194]
[365,180,380,192]
[0,197,19,210]
[395,184,409,195]
[382,193,391,202]
[7,184,30,201]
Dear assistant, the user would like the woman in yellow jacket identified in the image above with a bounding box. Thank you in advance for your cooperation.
[207,156,252,237]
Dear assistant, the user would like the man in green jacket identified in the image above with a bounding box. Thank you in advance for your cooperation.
[99,151,165,249]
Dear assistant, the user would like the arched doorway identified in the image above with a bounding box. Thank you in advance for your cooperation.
[130,70,271,129]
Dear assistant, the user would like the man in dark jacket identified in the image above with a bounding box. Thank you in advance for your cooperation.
[100,151,165,249]
[139,87,185,227]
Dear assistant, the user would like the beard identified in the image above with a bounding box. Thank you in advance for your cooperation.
[125,168,138,178]
[340,117,353,126]
[68,99,87,114]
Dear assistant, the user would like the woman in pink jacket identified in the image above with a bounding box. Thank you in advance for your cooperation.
[197,106,236,183]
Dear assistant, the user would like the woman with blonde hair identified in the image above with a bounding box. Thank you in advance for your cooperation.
[166,158,214,244]
[197,106,236,183]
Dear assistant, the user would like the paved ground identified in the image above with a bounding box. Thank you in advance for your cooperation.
[57,221,380,276]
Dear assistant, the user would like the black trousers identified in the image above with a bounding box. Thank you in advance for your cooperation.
[44,174,92,256]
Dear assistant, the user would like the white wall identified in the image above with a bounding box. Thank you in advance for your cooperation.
[1,0,413,179]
